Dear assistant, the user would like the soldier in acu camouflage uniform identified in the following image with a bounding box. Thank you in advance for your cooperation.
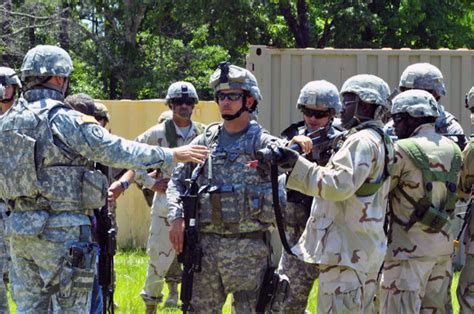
[0,45,208,313]
[457,86,474,313]
[168,62,282,313]
[275,80,342,313]
[110,81,206,313]
[271,74,395,313]
[0,66,21,314]
[380,89,462,313]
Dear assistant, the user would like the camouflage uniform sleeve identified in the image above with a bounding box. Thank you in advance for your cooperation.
[134,126,162,188]
[286,131,377,201]
[459,143,474,201]
[49,108,174,173]
[389,143,404,191]
[167,135,204,221]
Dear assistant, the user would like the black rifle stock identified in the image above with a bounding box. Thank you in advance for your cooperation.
[95,164,117,314]
[178,163,205,313]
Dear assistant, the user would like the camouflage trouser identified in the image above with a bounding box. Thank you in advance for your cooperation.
[190,233,269,313]
[0,216,10,314]
[318,264,378,314]
[276,226,319,313]
[457,254,474,313]
[380,256,452,314]
[9,226,95,313]
[140,214,181,305]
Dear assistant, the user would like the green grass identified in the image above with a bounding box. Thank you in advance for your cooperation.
[7,250,461,313]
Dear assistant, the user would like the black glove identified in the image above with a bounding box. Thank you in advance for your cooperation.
[256,144,299,172]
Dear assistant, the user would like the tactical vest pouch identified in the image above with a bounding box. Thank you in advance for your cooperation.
[40,166,84,211]
[82,170,108,210]
[419,206,449,232]
[0,132,40,200]
[198,184,245,224]
[247,183,274,224]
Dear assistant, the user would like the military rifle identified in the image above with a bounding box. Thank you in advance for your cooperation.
[178,162,206,313]
[95,164,117,314]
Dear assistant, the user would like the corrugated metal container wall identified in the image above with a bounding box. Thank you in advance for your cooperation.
[246,45,473,268]
[99,100,222,248]
[246,45,474,136]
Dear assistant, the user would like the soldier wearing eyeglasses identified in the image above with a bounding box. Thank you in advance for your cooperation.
[109,81,205,313]
[167,62,283,312]
[272,80,342,313]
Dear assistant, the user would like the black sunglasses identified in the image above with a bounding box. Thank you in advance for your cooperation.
[216,92,244,101]
[301,107,331,119]
[171,98,195,106]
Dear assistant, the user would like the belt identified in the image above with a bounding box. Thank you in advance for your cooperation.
[210,231,265,240]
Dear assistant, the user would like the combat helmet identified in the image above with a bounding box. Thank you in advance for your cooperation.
[0,67,21,88]
[399,63,446,97]
[296,80,341,112]
[20,45,73,80]
[165,81,199,105]
[465,86,474,110]
[341,74,390,108]
[391,89,440,118]
[209,61,262,102]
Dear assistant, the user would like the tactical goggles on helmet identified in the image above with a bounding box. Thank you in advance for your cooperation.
[301,107,331,119]
[170,98,195,106]
[216,92,244,102]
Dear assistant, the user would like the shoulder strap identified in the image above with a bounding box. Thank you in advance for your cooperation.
[193,121,206,135]
[164,119,179,148]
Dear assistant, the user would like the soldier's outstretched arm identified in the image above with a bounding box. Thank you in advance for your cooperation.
[49,108,208,173]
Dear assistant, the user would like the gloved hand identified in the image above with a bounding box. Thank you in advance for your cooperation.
[256,144,299,172]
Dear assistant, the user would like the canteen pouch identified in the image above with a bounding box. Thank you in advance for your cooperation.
[419,206,449,232]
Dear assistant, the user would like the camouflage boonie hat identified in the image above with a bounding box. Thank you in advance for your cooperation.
[296,80,341,112]
[165,81,199,104]
[465,86,474,109]
[93,102,110,122]
[0,67,21,88]
[391,89,440,118]
[20,45,73,80]
[399,63,446,96]
[340,74,390,107]
[209,62,262,101]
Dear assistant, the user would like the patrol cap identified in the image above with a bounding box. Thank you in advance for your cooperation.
[0,67,21,88]
[296,80,341,112]
[165,81,199,104]
[465,86,474,109]
[209,61,262,101]
[399,63,446,96]
[93,102,110,122]
[20,45,73,80]
[340,74,390,108]
[391,89,440,118]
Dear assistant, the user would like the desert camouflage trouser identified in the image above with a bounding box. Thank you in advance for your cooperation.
[318,265,378,314]
[276,226,319,313]
[458,254,474,313]
[380,255,452,314]
[141,213,181,305]
[190,233,269,313]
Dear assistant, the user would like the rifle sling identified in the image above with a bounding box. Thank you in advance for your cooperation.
[270,162,296,256]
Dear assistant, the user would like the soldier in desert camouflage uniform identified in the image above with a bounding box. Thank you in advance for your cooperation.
[110,81,205,313]
[457,86,474,313]
[380,89,462,313]
[0,45,208,312]
[275,80,342,313]
[167,62,282,313]
[270,74,395,313]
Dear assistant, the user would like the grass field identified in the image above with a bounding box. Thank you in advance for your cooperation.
[7,249,461,313]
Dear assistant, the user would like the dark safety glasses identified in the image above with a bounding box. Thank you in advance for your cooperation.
[301,107,331,119]
[171,98,195,106]
[216,92,244,101]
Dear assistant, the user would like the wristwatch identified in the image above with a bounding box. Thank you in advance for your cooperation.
[120,180,129,190]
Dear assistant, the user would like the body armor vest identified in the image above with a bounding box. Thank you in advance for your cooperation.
[196,121,276,234]
[0,98,107,213]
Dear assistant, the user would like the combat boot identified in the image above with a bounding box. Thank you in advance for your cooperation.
[164,282,179,307]
[145,303,157,314]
